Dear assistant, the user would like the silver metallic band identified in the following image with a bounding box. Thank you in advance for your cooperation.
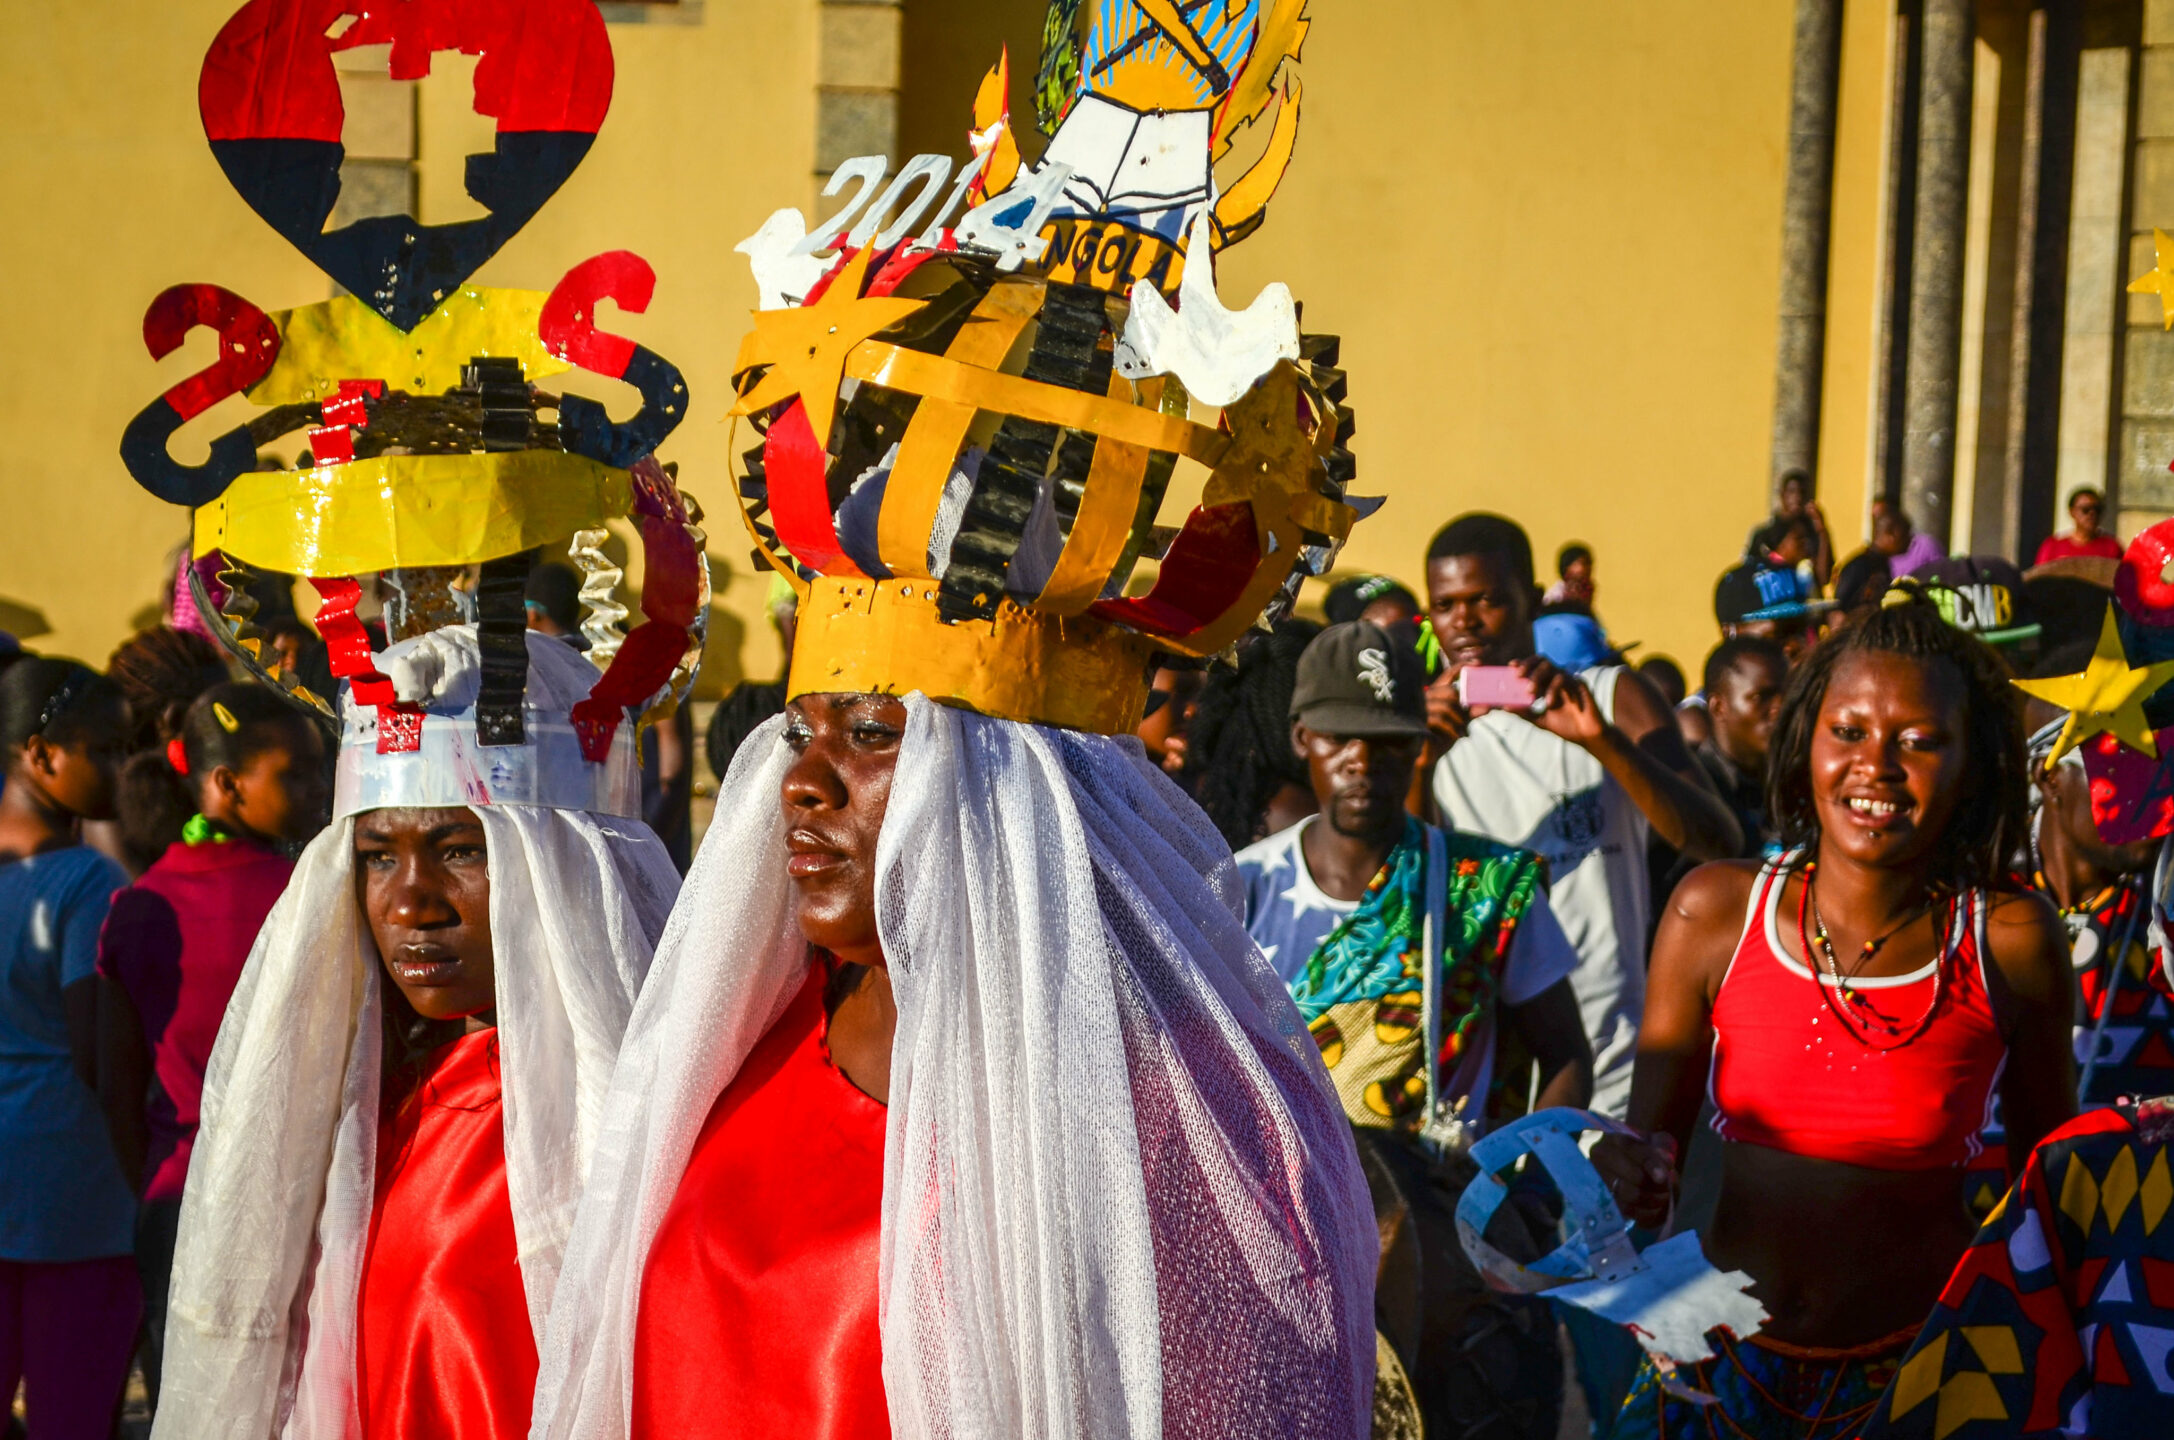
[334,716,641,820]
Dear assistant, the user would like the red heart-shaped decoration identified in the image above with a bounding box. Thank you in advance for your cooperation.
[199,0,613,331]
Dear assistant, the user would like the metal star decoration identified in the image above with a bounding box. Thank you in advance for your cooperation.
[2128,228,2174,331]
[730,245,926,446]
[2014,605,2174,761]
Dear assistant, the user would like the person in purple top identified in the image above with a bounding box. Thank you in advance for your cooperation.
[1875,498,1947,579]
[95,682,327,1408]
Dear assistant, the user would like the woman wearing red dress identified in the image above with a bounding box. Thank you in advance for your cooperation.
[151,627,680,1439]
[536,7,1380,1425]
[531,682,1379,1440]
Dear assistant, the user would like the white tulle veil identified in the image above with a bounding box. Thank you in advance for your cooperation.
[530,693,1377,1440]
[152,631,682,1439]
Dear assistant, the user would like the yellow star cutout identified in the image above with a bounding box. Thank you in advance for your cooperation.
[2013,604,2174,761]
[2128,228,2174,330]
[730,245,926,446]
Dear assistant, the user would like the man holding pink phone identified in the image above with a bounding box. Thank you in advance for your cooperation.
[1455,664,1542,713]
[1419,513,1742,1123]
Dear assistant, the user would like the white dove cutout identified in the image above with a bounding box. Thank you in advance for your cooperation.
[1115,210,1302,406]
[735,208,833,311]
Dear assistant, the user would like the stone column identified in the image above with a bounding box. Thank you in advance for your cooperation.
[1902,0,1977,546]
[2120,2,2174,536]
[2003,2,2083,564]
[1770,0,1847,499]
[817,0,904,184]
[1874,3,1925,506]
[332,47,416,228]
[2053,35,2136,515]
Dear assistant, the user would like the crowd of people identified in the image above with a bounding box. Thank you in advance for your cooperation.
[38,0,2174,1427]
[5,474,2169,1440]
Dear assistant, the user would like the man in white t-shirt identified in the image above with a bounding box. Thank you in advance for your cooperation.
[1233,618,1591,1439]
[1234,620,1592,1133]
[1421,514,1742,1121]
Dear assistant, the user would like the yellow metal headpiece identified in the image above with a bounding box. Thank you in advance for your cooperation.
[730,0,1359,735]
[733,240,1359,733]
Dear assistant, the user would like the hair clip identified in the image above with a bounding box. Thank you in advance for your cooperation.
[167,735,190,774]
[34,670,89,737]
[213,701,241,733]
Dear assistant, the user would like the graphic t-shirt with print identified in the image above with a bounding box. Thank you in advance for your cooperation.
[1235,817,1576,1132]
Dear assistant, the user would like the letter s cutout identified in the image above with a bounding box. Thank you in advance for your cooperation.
[542,252,689,469]
[119,285,281,508]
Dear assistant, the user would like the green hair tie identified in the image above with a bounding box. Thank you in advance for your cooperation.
[181,814,232,846]
[1416,623,1444,678]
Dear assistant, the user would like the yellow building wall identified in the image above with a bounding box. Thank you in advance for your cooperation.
[0,0,818,687]
[4,0,1897,687]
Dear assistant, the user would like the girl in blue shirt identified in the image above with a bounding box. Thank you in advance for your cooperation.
[0,657,136,1438]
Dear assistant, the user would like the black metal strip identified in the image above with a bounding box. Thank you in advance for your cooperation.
[936,280,1110,622]
[474,556,529,746]
[467,356,533,453]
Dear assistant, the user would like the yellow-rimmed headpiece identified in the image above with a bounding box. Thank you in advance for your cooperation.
[120,0,707,776]
[730,0,1363,734]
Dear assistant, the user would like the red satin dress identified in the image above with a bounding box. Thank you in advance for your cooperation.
[631,967,889,1440]
[357,1029,538,1440]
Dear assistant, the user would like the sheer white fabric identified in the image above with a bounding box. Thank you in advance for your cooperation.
[531,696,1376,1440]
[152,805,680,1440]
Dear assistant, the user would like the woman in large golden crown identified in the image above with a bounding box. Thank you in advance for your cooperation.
[531,8,1384,1432]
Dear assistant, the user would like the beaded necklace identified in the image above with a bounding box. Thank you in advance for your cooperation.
[1793,861,1957,1050]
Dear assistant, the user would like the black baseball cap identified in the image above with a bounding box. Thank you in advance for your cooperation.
[1289,621,1428,738]
[1714,562,1834,626]
[1322,574,1421,626]
[1907,556,2042,646]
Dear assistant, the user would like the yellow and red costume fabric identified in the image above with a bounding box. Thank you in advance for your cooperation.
[1863,1097,2174,1439]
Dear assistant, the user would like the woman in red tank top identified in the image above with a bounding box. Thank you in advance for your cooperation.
[1594,598,2075,1439]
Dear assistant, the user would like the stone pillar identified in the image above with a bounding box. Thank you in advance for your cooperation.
[1874,3,1925,507]
[2003,2,2084,564]
[2054,34,2136,515]
[2120,2,2174,537]
[1902,0,1976,546]
[817,0,904,183]
[1770,0,1847,499]
[332,46,416,228]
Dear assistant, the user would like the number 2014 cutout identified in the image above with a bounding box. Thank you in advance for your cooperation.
[793,151,1076,271]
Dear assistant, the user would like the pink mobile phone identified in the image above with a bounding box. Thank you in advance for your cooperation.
[1457,666,1538,711]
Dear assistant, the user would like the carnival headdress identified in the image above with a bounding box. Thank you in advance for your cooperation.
[730,0,1368,734]
[2019,518,2174,845]
[118,0,705,795]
